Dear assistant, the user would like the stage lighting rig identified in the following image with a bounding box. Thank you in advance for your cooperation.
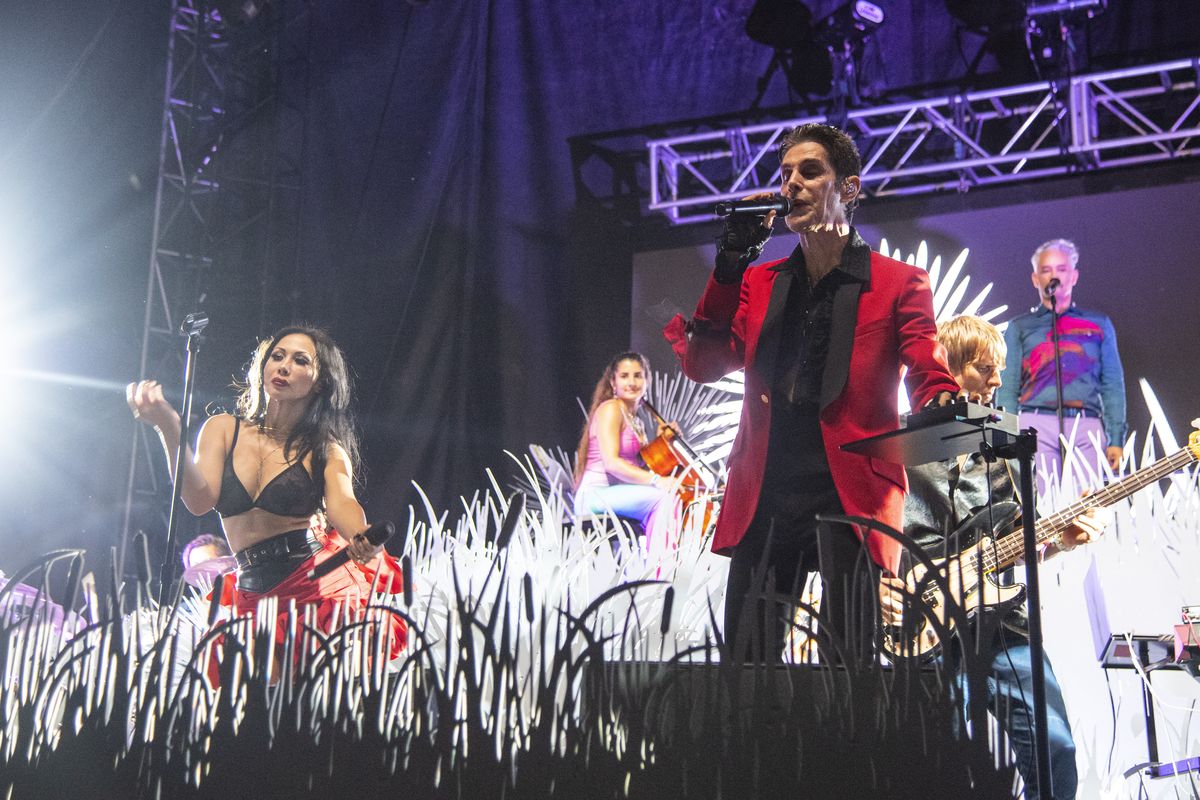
[812,1,885,48]
[813,1,884,110]
[746,0,885,109]
[945,0,1106,83]
[1024,0,1107,77]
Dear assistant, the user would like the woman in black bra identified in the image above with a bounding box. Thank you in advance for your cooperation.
[126,324,405,659]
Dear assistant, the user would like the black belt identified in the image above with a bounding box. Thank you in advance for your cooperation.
[1022,406,1100,419]
[235,529,321,570]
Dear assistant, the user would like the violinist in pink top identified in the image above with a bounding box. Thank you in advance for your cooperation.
[573,352,677,546]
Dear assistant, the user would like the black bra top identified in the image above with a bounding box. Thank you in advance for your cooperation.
[214,419,323,519]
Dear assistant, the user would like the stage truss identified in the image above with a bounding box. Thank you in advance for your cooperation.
[648,58,1200,224]
[120,0,309,572]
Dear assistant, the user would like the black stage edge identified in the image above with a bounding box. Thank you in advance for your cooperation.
[585,659,1017,798]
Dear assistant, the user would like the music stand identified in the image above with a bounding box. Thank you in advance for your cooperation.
[843,400,1056,800]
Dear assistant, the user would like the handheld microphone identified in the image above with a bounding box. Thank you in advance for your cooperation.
[1044,277,1061,297]
[306,521,394,580]
[713,195,791,217]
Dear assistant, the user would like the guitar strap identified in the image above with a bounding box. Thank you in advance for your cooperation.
[1003,458,1021,507]
[951,453,1021,539]
[946,454,965,529]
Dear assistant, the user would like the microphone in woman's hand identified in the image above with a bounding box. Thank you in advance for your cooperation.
[306,521,394,580]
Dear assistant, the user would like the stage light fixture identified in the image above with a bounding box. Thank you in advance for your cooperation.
[944,0,1031,80]
[812,1,885,47]
[1024,0,1107,77]
[945,0,1107,83]
[747,0,885,106]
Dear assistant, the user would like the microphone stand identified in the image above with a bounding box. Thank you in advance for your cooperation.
[1047,285,1066,468]
[156,312,209,608]
[993,427,1055,800]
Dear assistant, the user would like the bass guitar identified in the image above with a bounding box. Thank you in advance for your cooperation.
[882,430,1200,662]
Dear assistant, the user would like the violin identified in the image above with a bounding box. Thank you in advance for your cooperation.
[638,399,715,506]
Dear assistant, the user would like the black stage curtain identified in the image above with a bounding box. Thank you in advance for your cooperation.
[271,0,785,520]
[258,0,1195,522]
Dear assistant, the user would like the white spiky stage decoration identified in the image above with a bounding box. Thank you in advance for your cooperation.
[148,241,1200,796]
[409,378,1200,797]
[508,238,1199,797]
[2,242,1197,797]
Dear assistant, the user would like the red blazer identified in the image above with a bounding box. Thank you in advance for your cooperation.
[664,239,959,573]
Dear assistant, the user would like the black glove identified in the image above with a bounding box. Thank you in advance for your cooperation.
[713,215,772,284]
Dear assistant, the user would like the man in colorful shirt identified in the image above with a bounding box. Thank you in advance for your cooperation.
[997,239,1126,489]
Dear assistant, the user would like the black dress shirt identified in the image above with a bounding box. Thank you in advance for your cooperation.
[759,235,869,518]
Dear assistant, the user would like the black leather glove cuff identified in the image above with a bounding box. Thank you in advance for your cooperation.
[713,216,772,284]
[714,248,752,284]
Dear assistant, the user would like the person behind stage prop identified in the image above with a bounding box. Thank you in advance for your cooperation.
[179,533,234,589]
[126,324,406,661]
[997,238,1127,490]
[573,351,678,548]
[663,123,960,663]
[881,314,1111,800]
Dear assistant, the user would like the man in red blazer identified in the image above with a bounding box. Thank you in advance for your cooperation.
[663,123,959,661]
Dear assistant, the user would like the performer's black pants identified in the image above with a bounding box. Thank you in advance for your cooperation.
[723,498,877,664]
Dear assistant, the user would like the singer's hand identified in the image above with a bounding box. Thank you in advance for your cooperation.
[126,380,181,432]
[346,530,382,565]
[923,390,957,409]
[714,192,775,284]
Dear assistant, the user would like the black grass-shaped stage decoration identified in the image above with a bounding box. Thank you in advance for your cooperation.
[0,491,1016,799]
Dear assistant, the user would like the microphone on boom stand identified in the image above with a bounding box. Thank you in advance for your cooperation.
[1044,276,1066,465]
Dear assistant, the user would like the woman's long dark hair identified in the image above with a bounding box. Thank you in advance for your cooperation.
[234,325,361,486]
[572,351,650,485]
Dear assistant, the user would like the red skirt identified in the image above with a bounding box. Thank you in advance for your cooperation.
[213,527,408,670]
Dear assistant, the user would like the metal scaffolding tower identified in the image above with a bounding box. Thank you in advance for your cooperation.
[120,0,309,576]
[647,58,1200,224]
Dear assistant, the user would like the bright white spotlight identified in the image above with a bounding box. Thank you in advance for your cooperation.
[0,234,23,372]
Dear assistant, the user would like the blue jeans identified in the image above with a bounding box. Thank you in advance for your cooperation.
[574,483,675,542]
[953,626,1077,800]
